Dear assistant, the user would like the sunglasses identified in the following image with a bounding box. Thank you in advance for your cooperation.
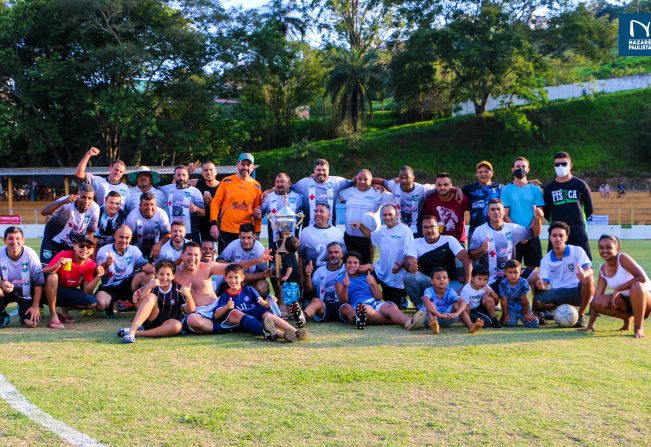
[554,162,569,167]
[78,242,94,248]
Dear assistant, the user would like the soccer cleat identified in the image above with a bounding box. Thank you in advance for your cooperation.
[121,334,135,343]
[116,327,130,338]
[573,314,586,328]
[262,316,278,341]
[290,302,306,328]
[354,303,367,330]
[0,311,11,328]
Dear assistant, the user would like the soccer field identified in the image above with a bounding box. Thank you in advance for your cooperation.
[1,240,650,446]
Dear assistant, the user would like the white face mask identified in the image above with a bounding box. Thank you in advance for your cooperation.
[555,165,570,177]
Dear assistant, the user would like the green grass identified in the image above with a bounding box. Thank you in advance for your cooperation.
[570,55,651,81]
[0,240,650,446]
[255,88,651,186]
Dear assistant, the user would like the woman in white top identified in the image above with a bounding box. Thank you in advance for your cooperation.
[583,235,651,338]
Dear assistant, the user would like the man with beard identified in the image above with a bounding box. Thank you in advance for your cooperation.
[261,172,303,252]
[175,241,271,334]
[156,221,189,263]
[40,183,100,264]
[160,165,205,243]
[298,203,345,277]
[217,223,271,296]
[75,146,129,207]
[291,159,353,227]
[188,161,220,242]
[94,191,127,249]
[125,166,165,213]
[210,154,262,252]
[422,173,469,245]
[125,191,171,261]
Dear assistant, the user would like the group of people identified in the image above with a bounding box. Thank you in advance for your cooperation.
[1,148,650,341]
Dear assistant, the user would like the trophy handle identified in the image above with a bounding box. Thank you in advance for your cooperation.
[296,213,305,231]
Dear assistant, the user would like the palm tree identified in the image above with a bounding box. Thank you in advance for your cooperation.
[260,0,307,41]
[325,48,383,132]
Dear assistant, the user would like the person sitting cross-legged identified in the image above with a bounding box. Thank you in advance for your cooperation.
[336,251,426,330]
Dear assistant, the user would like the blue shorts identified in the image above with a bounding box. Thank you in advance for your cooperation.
[535,285,581,307]
[426,304,460,327]
[56,287,96,308]
[505,311,539,328]
[312,301,345,323]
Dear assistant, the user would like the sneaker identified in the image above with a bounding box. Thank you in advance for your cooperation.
[290,302,306,328]
[262,316,278,341]
[354,303,367,330]
[491,318,502,328]
[117,326,142,338]
[573,314,586,328]
[543,310,555,320]
[121,334,135,343]
[401,297,409,310]
[406,309,426,330]
[535,313,546,326]
[0,311,10,328]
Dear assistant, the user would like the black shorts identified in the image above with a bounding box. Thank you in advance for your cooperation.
[0,292,35,322]
[142,311,181,330]
[217,231,239,254]
[98,278,135,302]
[313,301,345,323]
[377,279,405,307]
[344,233,372,264]
[469,303,494,325]
[515,237,542,268]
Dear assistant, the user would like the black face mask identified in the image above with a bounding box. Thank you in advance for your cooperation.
[513,168,527,179]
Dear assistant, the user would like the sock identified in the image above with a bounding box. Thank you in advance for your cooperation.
[240,315,263,335]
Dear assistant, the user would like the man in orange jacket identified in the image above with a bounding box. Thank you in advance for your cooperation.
[210,153,262,252]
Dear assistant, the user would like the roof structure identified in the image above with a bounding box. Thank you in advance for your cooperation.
[0,166,238,177]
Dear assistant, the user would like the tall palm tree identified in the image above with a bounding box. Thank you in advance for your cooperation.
[325,48,383,132]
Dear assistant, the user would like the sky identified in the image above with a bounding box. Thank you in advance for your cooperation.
[222,0,267,9]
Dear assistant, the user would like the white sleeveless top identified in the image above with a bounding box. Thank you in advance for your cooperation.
[599,254,651,296]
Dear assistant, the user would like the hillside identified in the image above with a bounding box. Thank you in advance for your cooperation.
[254,89,651,187]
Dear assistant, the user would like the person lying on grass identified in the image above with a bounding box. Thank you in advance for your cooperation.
[336,251,426,330]
[42,235,104,329]
[423,266,484,335]
[583,234,651,338]
[117,259,195,343]
[499,260,539,328]
[212,263,307,342]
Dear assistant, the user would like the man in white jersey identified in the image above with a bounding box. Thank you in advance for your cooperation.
[469,198,543,291]
[125,191,171,261]
[160,165,205,243]
[217,223,271,295]
[75,146,129,206]
[298,203,345,284]
[261,172,303,252]
[533,221,594,327]
[157,221,189,263]
[338,169,392,264]
[359,204,414,307]
[40,183,100,264]
[125,166,165,212]
[291,159,353,226]
[95,191,127,249]
[95,225,154,318]
[0,227,45,328]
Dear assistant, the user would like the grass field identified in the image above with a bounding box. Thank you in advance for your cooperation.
[1,240,650,446]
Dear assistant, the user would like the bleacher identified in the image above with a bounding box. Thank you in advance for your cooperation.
[591,191,651,225]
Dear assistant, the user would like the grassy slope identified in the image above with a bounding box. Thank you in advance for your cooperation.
[255,89,651,186]
[0,240,650,446]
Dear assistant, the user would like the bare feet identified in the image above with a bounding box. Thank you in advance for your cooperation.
[618,317,632,331]
[429,317,440,335]
[634,329,646,338]
[469,319,484,334]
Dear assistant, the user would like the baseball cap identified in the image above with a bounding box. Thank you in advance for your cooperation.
[237,153,255,164]
[476,160,493,171]
[72,234,96,246]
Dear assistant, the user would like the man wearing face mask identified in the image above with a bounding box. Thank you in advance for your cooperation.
[543,151,593,259]
[501,157,545,268]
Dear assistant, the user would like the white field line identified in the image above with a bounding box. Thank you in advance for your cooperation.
[0,373,108,447]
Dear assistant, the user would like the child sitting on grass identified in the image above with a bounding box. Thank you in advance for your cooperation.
[213,263,307,342]
[423,266,483,334]
[118,259,195,343]
[459,265,501,328]
[499,259,539,328]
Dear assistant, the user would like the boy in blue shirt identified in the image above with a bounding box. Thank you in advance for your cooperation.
[499,259,539,328]
[213,264,307,342]
[423,266,484,334]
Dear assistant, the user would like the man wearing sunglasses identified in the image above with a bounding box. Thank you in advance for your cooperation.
[543,151,593,259]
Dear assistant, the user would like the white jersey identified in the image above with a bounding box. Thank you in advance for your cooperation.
[44,199,100,245]
[312,264,346,303]
[338,187,392,236]
[371,223,414,288]
[125,208,171,252]
[292,176,353,226]
[160,184,205,234]
[384,180,435,233]
[96,244,147,286]
[217,240,267,274]
[460,283,494,310]
[261,191,303,242]
[0,246,45,299]
[539,245,591,289]
[125,186,166,213]
[156,239,188,263]
[85,174,129,208]
[298,225,345,268]
[469,222,532,283]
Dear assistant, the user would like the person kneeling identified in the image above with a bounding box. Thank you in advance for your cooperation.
[117,260,195,343]
[213,264,307,343]
[336,251,425,330]
[423,267,483,335]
